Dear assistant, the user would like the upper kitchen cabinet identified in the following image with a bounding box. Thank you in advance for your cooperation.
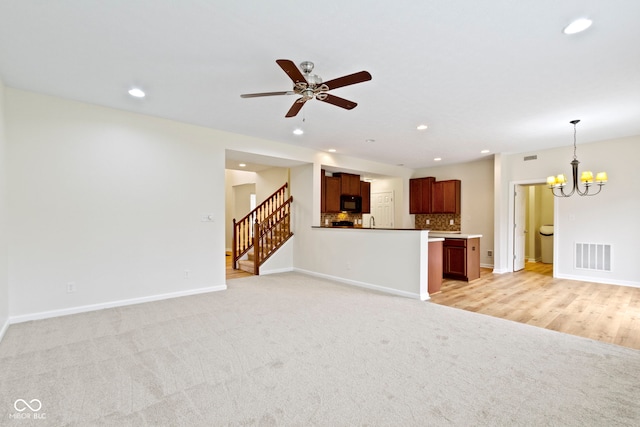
[360,181,371,214]
[321,170,341,213]
[432,179,461,214]
[334,173,361,196]
[409,177,435,214]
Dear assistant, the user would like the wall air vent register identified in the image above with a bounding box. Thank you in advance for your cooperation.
[575,243,611,271]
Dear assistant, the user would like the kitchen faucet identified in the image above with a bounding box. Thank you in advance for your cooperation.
[370,216,375,228]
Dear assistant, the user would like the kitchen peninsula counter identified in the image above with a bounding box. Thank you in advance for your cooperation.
[307,227,432,300]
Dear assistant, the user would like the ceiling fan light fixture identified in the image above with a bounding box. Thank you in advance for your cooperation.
[563,18,592,34]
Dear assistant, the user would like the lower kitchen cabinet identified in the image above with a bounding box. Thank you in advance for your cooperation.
[443,237,480,281]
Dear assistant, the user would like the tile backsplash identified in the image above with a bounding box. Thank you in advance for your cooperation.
[415,214,460,231]
[321,212,363,226]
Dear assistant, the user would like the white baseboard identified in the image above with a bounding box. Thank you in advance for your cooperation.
[554,273,640,289]
[0,318,9,344]
[9,284,227,324]
[480,263,494,269]
[293,268,426,300]
[260,267,294,275]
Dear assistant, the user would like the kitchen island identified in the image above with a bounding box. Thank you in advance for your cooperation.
[429,233,483,281]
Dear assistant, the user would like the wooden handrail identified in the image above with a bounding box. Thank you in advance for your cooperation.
[232,183,289,269]
[253,197,294,274]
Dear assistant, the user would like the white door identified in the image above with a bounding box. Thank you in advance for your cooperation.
[371,191,394,228]
[513,185,526,271]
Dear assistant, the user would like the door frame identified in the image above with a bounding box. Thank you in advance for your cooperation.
[507,179,557,275]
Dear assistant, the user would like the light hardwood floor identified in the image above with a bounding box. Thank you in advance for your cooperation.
[429,262,640,350]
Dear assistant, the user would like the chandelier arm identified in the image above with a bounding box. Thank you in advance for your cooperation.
[549,119,607,198]
[571,159,589,196]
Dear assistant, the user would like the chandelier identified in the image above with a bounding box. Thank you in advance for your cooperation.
[547,120,607,197]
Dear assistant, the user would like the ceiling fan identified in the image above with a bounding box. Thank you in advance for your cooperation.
[240,59,372,118]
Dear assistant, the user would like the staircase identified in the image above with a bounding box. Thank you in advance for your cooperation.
[232,183,294,275]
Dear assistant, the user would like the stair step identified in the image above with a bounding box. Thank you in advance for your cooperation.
[238,259,254,274]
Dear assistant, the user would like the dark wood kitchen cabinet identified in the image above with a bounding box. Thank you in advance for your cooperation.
[335,173,361,196]
[321,171,341,213]
[443,237,480,281]
[428,240,443,294]
[360,181,371,213]
[409,177,435,214]
[432,179,461,214]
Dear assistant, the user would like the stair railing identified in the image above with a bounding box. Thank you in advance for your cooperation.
[252,196,294,275]
[232,183,288,269]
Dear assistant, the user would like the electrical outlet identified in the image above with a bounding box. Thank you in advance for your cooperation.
[426,219,430,225]
[488,250,493,257]
[449,219,454,225]
[66,282,76,293]
[184,270,190,279]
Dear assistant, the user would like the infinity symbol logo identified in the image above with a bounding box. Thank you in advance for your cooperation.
[14,399,42,412]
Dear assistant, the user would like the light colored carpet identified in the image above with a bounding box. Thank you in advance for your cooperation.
[1,272,639,426]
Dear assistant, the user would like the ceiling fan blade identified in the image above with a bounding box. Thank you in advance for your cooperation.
[322,71,372,91]
[285,98,306,118]
[276,59,308,85]
[240,91,295,98]
[317,93,358,110]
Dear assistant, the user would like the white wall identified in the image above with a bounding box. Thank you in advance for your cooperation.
[499,136,640,286]
[6,89,229,319]
[255,167,289,204]
[413,157,495,267]
[0,79,9,337]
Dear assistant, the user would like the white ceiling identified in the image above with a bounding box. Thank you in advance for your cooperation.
[1,1,639,170]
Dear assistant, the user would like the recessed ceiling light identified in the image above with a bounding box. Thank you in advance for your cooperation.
[563,18,592,35]
[239,163,246,167]
[434,158,442,162]
[128,88,145,98]
[293,128,304,135]
[365,139,375,143]
[328,149,337,153]
[417,124,428,130]
[481,149,490,154]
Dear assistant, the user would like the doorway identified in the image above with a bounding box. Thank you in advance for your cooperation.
[370,191,394,228]
[513,183,555,272]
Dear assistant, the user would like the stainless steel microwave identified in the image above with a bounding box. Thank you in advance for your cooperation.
[340,195,362,213]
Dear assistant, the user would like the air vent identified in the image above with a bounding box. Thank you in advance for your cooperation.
[575,243,611,271]
[523,155,538,161]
